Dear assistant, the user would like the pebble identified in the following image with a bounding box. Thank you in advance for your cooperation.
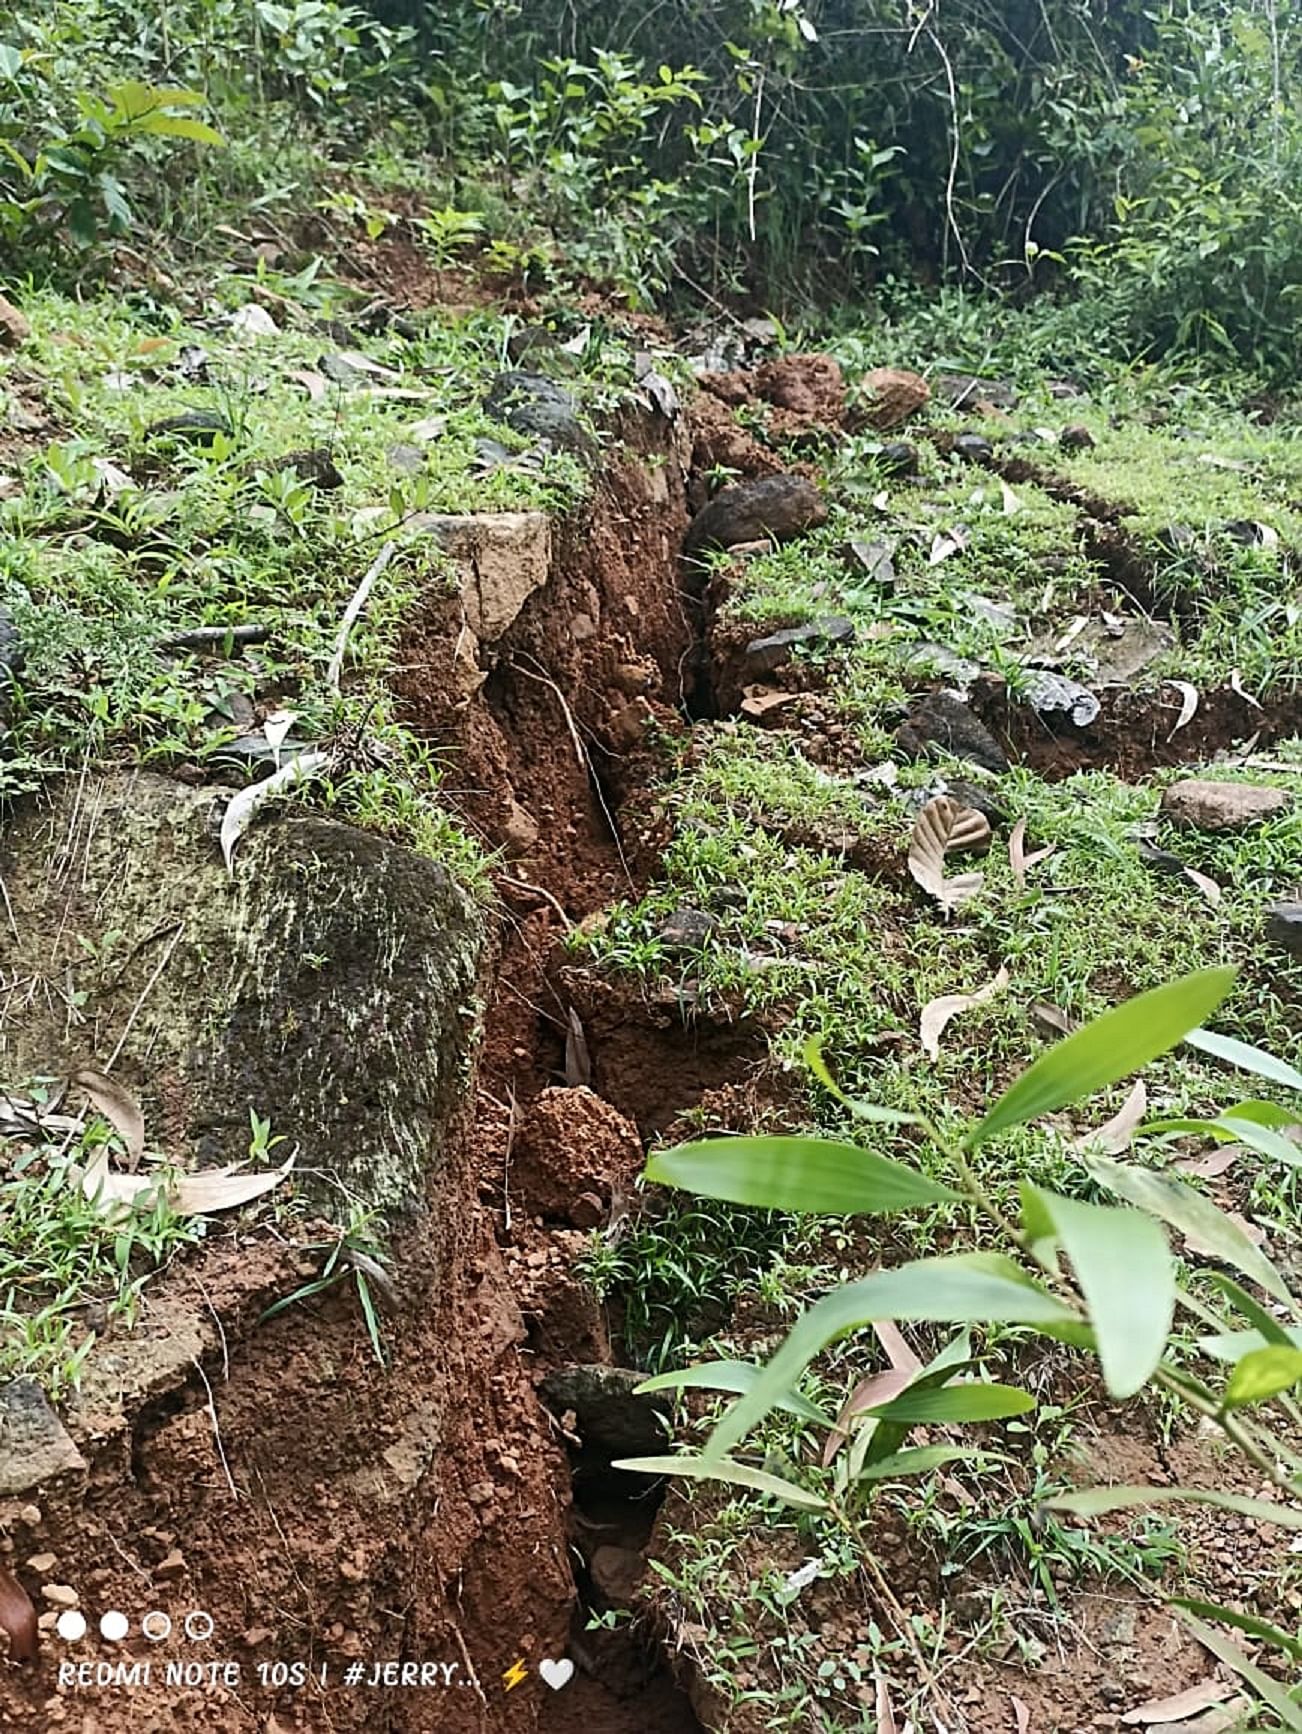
[1060,423,1096,451]
[1264,902,1302,956]
[1161,778,1290,831]
[42,1583,78,1607]
[742,615,855,676]
[27,1552,56,1573]
[952,431,994,465]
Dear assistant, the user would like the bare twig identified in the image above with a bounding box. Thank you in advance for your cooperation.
[160,623,272,652]
[106,922,185,1070]
[327,539,397,689]
[495,873,573,931]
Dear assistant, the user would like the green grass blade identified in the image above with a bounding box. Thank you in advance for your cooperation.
[611,1454,827,1512]
[1175,1609,1302,1731]
[1049,1484,1302,1529]
[636,1360,833,1426]
[1185,1027,1302,1093]
[862,1383,1035,1423]
[645,1135,961,1213]
[971,967,1236,1146]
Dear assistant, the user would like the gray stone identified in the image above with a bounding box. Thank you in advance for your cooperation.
[1161,779,1290,831]
[743,615,855,676]
[1024,669,1100,726]
[934,374,1017,409]
[483,371,596,460]
[0,1379,87,1495]
[658,908,719,952]
[539,1365,669,1457]
[0,772,483,1217]
[145,410,231,445]
[952,432,994,466]
[876,441,918,476]
[208,733,320,775]
[1265,902,1302,956]
[386,442,425,477]
[896,693,1010,775]
[685,473,827,557]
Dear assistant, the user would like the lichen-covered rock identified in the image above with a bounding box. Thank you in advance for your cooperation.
[684,473,826,556]
[0,1380,86,1496]
[0,773,483,1217]
[482,370,596,460]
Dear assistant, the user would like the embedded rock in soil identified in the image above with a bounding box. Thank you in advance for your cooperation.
[1265,902,1302,957]
[513,1086,643,1226]
[658,908,719,952]
[483,369,597,460]
[539,1365,669,1456]
[952,430,995,466]
[743,615,855,676]
[861,366,930,429]
[1024,668,1101,727]
[1160,778,1290,831]
[0,1379,87,1496]
[684,473,827,557]
[146,409,233,444]
[1060,423,1096,451]
[0,292,31,347]
[408,508,552,643]
[877,440,919,476]
[753,354,845,421]
[934,373,1017,409]
[0,771,482,1215]
[589,1544,647,1605]
[896,692,1010,774]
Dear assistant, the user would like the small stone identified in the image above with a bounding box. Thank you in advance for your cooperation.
[568,1191,606,1230]
[742,615,855,676]
[844,539,896,585]
[952,432,994,466]
[18,1505,41,1527]
[1047,378,1083,399]
[895,693,1009,775]
[934,373,1017,410]
[155,1549,185,1579]
[876,440,918,476]
[1264,903,1302,956]
[27,1553,56,1573]
[386,442,425,477]
[146,410,232,445]
[1161,779,1289,831]
[0,1379,87,1496]
[685,473,827,557]
[42,1584,78,1608]
[483,371,595,460]
[0,293,31,347]
[1059,424,1096,451]
[243,1627,273,1648]
[501,799,539,859]
[589,1545,646,1605]
[658,908,719,951]
[861,367,930,430]
[1024,669,1100,727]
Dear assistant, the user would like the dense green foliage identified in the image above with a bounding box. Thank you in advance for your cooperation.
[1,1,1299,379]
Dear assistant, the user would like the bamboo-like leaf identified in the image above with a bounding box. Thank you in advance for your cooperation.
[856,1445,1008,1482]
[1170,1597,1302,1660]
[1031,1187,1173,1396]
[1203,1273,1297,1346]
[1224,1345,1302,1408]
[1175,1609,1302,1732]
[702,1255,1076,1459]
[1198,1325,1302,1362]
[611,1454,827,1512]
[802,1039,924,1126]
[635,1360,833,1426]
[644,1135,960,1214]
[862,1382,1034,1423]
[972,968,1236,1146]
[1049,1483,1302,1530]
[1145,1114,1302,1170]
[1184,1027,1302,1092]
[1082,1153,1292,1304]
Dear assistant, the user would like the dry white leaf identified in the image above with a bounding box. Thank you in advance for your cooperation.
[262,708,298,758]
[408,415,447,443]
[71,1067,145,1168]
[1120,1679,1232,1725]
[1183,865,1222,907]
[78,1152,293,1217]
[1174,1146,1241,1179]
[288,368,328,401]
[920,966,1010,1060]
[90,457,135,497]
[1074,1080,1148,1154]
[872,1320,923,1375]
[327,539,398,689]
[999,479,1021,516]
[1198,453,1251,473]
[230,303,279,338]
[1229,669,1263,710]
[1167,680,1199,737]
[908,797,989,914]
[220,750,330,870]
[335,348,401,380]
[1009,1696,1031,1734]
[875,1672,899,1734]
[1008,818,1056,891]
[929,526,969,565]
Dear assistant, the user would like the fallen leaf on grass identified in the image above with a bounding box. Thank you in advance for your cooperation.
[230,303,278,338]
[220,750,330,870]
[1198,453,1252,474]
[907,797,989,915]
[740,685,800,720]
[920,966,1010,1060]
[1174,1146,1241,1179]
[288,368,329,401]
[873,1320,923,1375]
[1030,1002,1075,1037]
[929,526,969,565]
[78,1150,294,1217]
[1074,1080,1147,1154]
[1009,819,1056,891]
[999,479,1021,515]
[1167,680,1200,738]
[407,415,447,443]
[1136,837,1223,907]
[1121,1679,1233,1725]
[71,1067,145,1168]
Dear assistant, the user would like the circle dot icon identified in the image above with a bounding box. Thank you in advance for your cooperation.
[184,1611,214,1642]
[100,1610,130,1642]
[55,1610,87,1642]
[142,1610,173,1642]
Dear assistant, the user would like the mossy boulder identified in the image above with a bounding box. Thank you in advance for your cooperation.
[0,772,483,1218]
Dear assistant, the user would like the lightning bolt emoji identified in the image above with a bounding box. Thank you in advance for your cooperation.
[502,1657,529,1692]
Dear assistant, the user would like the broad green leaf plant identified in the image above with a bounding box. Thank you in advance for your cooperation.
[618,968,1302,1724]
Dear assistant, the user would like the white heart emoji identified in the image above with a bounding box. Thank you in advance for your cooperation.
[539,1657,574,1690]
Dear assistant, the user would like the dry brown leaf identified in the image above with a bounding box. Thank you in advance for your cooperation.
[1009,818,1056,891]
[740,686,800,720]
[907,797,988,915]
[920,966,1010,1060]
[1074,1080,1148,1154]
[565,1007,592,1088]
[1030,1001,1076,1037]
[1183,865,1222,907]
[874,1672,898,1734]
[1173,1146,1240,1179]
[999,479,1021,515]
[872,1320,923,1375]
[1009,1695,1032,1734]
[71,1066,145,1168]
[821,1368,916,1467]
[1121,1679,1232,1725]
[78,1152,293,1217]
